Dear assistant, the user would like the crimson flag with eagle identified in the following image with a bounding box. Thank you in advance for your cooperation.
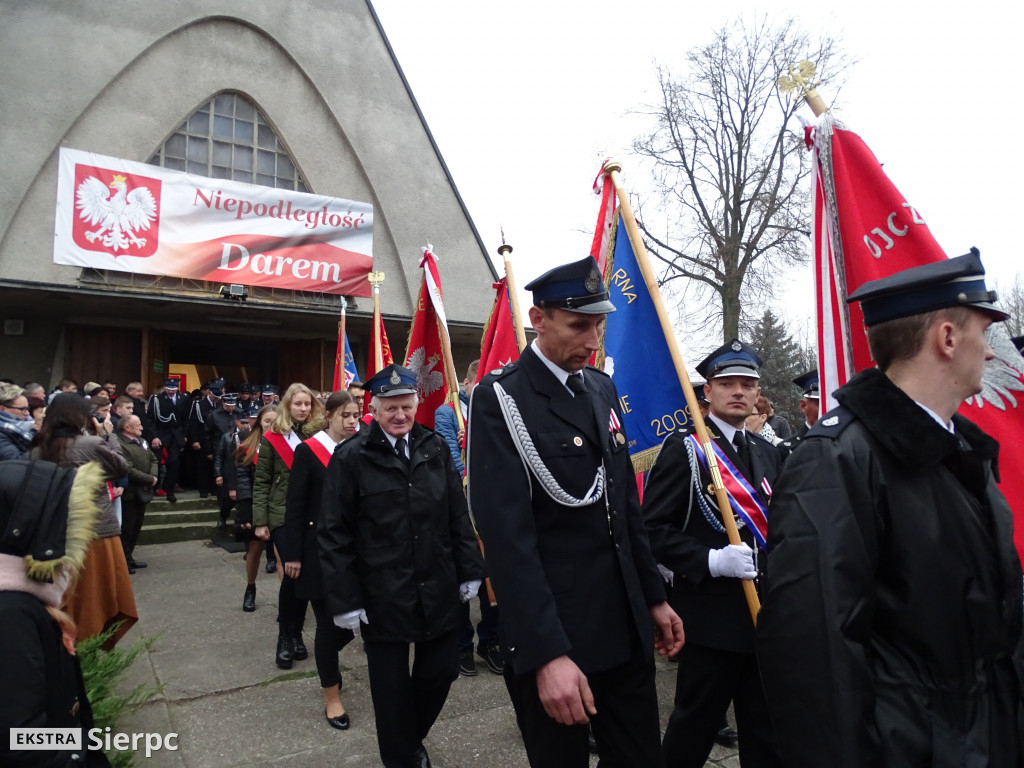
[403,246,454,430]
[812,113,1024,561]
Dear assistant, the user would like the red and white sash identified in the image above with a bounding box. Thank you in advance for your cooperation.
[685,433,770,549]
[264,430,302,470]
[305,431,339,468]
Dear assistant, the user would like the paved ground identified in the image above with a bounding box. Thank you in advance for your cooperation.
[115,537,741,767]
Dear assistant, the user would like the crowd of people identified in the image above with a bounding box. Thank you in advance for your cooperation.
[4,251,1024,768]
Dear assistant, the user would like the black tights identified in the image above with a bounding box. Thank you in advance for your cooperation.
[309,599,355,689]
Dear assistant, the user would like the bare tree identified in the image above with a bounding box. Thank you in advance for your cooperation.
[632,16,849,341]
[996,274,1024,339]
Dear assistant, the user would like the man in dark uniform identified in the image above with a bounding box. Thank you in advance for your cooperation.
[642,339,783,768]
[188,378,223,499]
[758,251,1024,767]
[148,376,190,503]
[467,256,685,768]
[209,391,240,526]
[319,364,485,768]
[261,384,279,408]
[777,370,819,456]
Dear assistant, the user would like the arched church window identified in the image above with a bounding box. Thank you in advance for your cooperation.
[148,93,309,192]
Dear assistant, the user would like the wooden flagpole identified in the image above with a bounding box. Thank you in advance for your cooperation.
[368,272,385,372]
[497,243,528,353]
[604,160,761,624]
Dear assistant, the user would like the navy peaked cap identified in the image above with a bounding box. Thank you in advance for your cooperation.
[793,370,819,398]
[366,364,418,398]
[847,249,1008,326]
[696,339,762,380]
[525,256,615,315]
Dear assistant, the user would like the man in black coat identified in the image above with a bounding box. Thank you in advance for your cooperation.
[187,377,223,499]
[319,364,484,768]
[467,256,684,768]
[147,376,190,503]
[758,251,1024,767]
[642,338,783,768]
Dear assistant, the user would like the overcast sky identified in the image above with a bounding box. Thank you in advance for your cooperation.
[372,1,1020,364]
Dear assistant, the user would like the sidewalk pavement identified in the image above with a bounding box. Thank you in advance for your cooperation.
[116,538,741,767]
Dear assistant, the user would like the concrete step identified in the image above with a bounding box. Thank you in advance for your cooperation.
[148,496,220,512]
[138,496,231,545]
[144,507,221,526]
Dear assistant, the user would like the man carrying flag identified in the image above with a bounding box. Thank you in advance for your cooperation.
[641,339,783,768]
[758,253,1024,767]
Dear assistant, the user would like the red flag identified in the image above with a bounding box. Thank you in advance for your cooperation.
[364,311,393,416]
[476,277,521,383]
[403,247,453,430]
[814,114,1024,561]
[590,160,617,275]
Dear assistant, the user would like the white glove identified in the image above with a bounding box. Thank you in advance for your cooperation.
[708,543,757,579]
[459,580,482,603]
[657,563,675,586]
[333,608,368,635]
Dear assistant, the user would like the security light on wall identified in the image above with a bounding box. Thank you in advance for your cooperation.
[219,284,248,301]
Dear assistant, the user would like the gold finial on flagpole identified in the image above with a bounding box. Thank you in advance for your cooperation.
[497,238,528,353]
[778,60,828,117]
[367,271,385,289]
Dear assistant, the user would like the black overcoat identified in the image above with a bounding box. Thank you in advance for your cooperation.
[318,420,483,643]
[467,346,666,676]
[757,368,1024,767]
[282,434,337,601]
[642,418,781,653]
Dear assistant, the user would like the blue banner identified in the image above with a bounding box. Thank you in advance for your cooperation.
[602,215,692,471]
[344,332,360,385]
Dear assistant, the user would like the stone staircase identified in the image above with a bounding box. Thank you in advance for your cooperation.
[138,491,226,546]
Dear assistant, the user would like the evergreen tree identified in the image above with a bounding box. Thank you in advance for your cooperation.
[747,308,804,427]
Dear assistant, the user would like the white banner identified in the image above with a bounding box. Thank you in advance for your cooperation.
[54,147,373,296]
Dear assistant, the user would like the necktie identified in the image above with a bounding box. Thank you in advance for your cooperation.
[732,430,752,478]
[566,373,588,397]
[395,437,410,466]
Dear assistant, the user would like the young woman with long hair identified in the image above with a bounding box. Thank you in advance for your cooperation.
[31,392,136,649]
[227,405,276,611]
[252,383,324,668]
[281,390,360,730]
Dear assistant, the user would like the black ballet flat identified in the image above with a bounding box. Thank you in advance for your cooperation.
[325,711,350,731]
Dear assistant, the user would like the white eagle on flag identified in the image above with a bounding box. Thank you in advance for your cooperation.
[407,347,444,397]
[76,173,157,252]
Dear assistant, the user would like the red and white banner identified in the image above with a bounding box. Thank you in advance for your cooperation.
[54,147,373,296]
[813,114,1024,562]
[812,116,948,409]
[404,247,454,430]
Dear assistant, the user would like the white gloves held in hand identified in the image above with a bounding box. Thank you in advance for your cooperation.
[333,608,368,635]
[708,543,757,579]
[460,580,482,603]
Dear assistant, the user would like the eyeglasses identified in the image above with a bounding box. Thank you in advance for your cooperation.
[3,405,29,413]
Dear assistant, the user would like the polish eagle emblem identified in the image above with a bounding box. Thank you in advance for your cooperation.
[406,348,444,397]
[964,323,1024,410]
[75,174,157,253]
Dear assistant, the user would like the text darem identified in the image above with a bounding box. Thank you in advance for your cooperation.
[218,243,344,284]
